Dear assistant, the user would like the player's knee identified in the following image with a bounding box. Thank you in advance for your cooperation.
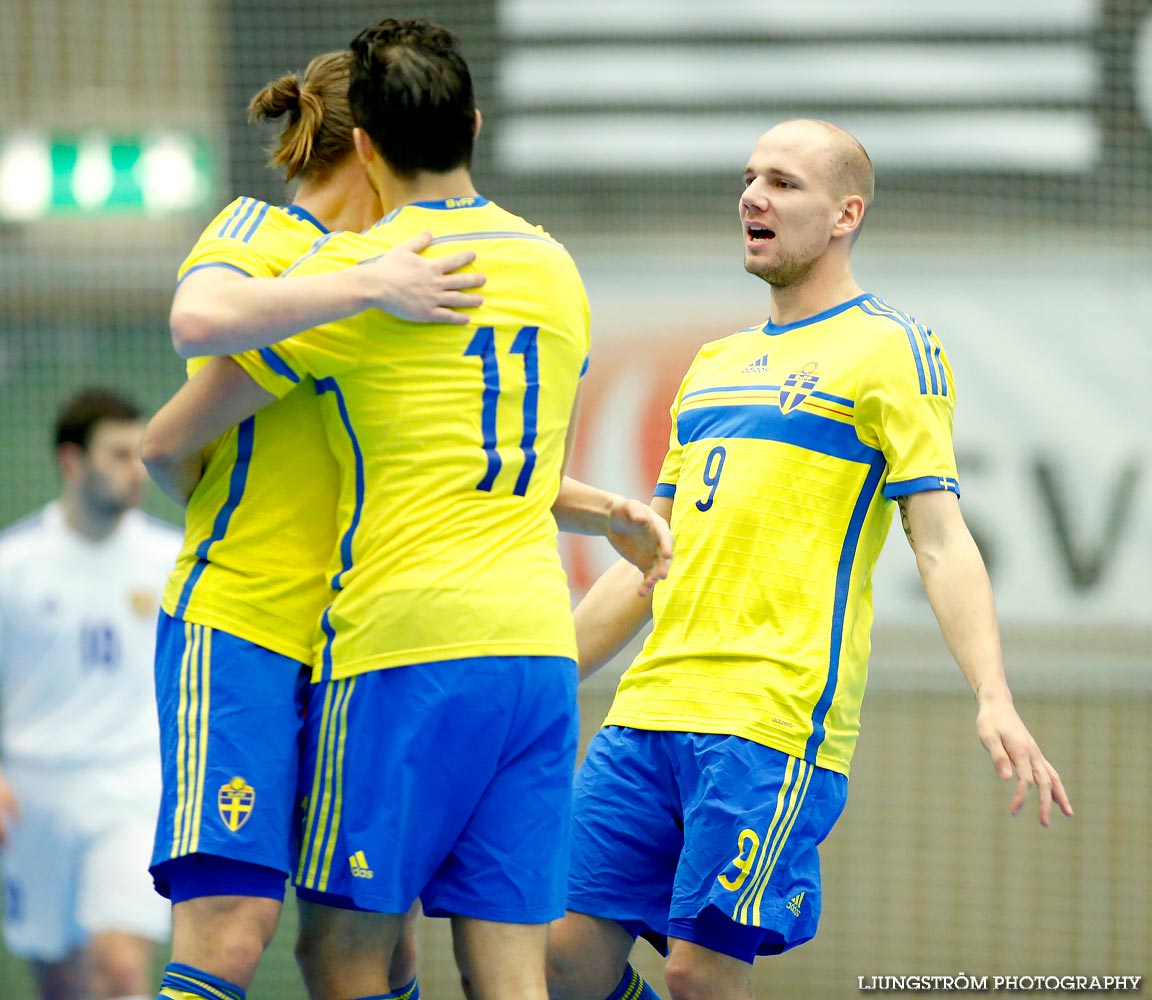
[546,916,630,1000]
[173,894,278,983]
[664,952,723,1000]
[87,933,154,998]
[389,924,419,989]
[543,928,579,990]
[293,916,347,988]
[293,924,322,979]
[544,949,581,998]
[30,957,87,1000]
[191,921,267,985]
[545,943,608,1000]
[90,949,149,997]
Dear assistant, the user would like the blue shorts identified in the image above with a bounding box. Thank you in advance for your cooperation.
[150,612,310,898]
[568,727,848,963]
[294,655,578,924]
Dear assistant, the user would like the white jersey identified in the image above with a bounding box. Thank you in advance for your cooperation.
[0,501,181,768]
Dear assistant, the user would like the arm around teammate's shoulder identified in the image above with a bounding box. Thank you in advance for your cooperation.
[358,232,486,325]
[899,489,1073,826]
[170,231,486,359]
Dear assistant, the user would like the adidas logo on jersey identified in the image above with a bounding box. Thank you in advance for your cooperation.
[349,850,374,879]
[786,891,805,916]
[742,353,770,374]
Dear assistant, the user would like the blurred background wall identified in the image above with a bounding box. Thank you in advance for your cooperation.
[0,1,1148,997]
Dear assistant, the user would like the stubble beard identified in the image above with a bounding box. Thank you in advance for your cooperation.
[744,246,819,289]
[83,472,140,520]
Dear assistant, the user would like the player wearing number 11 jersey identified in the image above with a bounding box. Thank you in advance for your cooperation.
[237,193,588,680]
[235,190,588,960]
[234,149,589,932]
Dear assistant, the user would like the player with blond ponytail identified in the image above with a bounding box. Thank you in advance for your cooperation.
[250,52,355,181]
[143,50,470,1000]
[169,50,484,361]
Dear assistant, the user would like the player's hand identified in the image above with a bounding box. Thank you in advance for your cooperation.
[364,231,486,325]
[975,693,1073,827]
[604,499,673,597]
[0,769,20,847]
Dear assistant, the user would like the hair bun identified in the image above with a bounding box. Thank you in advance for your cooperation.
[278,77,303,112]
[248,73,303,123]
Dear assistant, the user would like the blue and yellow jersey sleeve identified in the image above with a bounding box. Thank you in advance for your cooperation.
[652,355,708,500]
[161,199,340,664]
[238,234,372,395]
[853,300,959,498]
[234,197,590,681]
[607,293,960,776]
[178,197,322,281]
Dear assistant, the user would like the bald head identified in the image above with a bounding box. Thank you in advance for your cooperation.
[741,119,875,286]
[762,119,874,209]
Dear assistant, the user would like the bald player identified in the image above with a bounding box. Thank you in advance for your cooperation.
[544,120,1072,1000]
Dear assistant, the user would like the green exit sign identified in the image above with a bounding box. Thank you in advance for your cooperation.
[0,132,216,220]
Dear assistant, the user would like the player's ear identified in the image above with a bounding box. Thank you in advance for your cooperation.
[56,442,85,483]
[473,109,483,141]
[834,194,866,241]
[352,127,376,168]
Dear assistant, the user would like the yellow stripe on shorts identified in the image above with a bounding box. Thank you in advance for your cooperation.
[733,755,795,921]
[734,757,812,925]
[300,680,338,888]
[301,678,355,890]
[177,624,210,855]
[170,621,193,855]
[318,676,356,891]
[173,622,206,855]
[750,760,813,925]
[190,626,212,853]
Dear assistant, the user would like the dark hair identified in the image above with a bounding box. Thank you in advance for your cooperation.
[54,388,141,450]
[348,18,475,177]
[248,51,355,183]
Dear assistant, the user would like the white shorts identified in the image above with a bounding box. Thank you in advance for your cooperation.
[2,757,170,960]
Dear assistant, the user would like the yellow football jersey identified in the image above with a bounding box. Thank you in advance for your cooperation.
[607,294,959,776]
[162,198,340,663]
[235,196,591,680]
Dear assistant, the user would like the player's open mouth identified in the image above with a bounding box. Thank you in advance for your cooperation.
[746,224,775,241]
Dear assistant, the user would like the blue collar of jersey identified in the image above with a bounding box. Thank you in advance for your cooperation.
[283,204,329,234]
[408,196,489,210]
[376,196,490,227]
[761,293,874,335]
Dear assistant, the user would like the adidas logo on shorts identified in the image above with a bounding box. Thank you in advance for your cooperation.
[349,850,374,879]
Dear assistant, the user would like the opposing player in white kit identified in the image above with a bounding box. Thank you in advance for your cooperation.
[0,389,181,1000]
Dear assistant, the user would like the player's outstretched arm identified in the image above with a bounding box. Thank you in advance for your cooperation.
[0,766,20,847]
[574,557,657,683]
[554,477,673,598]
[170,231,485,359]
[140,358,276,504]
[899,490,1074,826]
[572,494,673,682]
